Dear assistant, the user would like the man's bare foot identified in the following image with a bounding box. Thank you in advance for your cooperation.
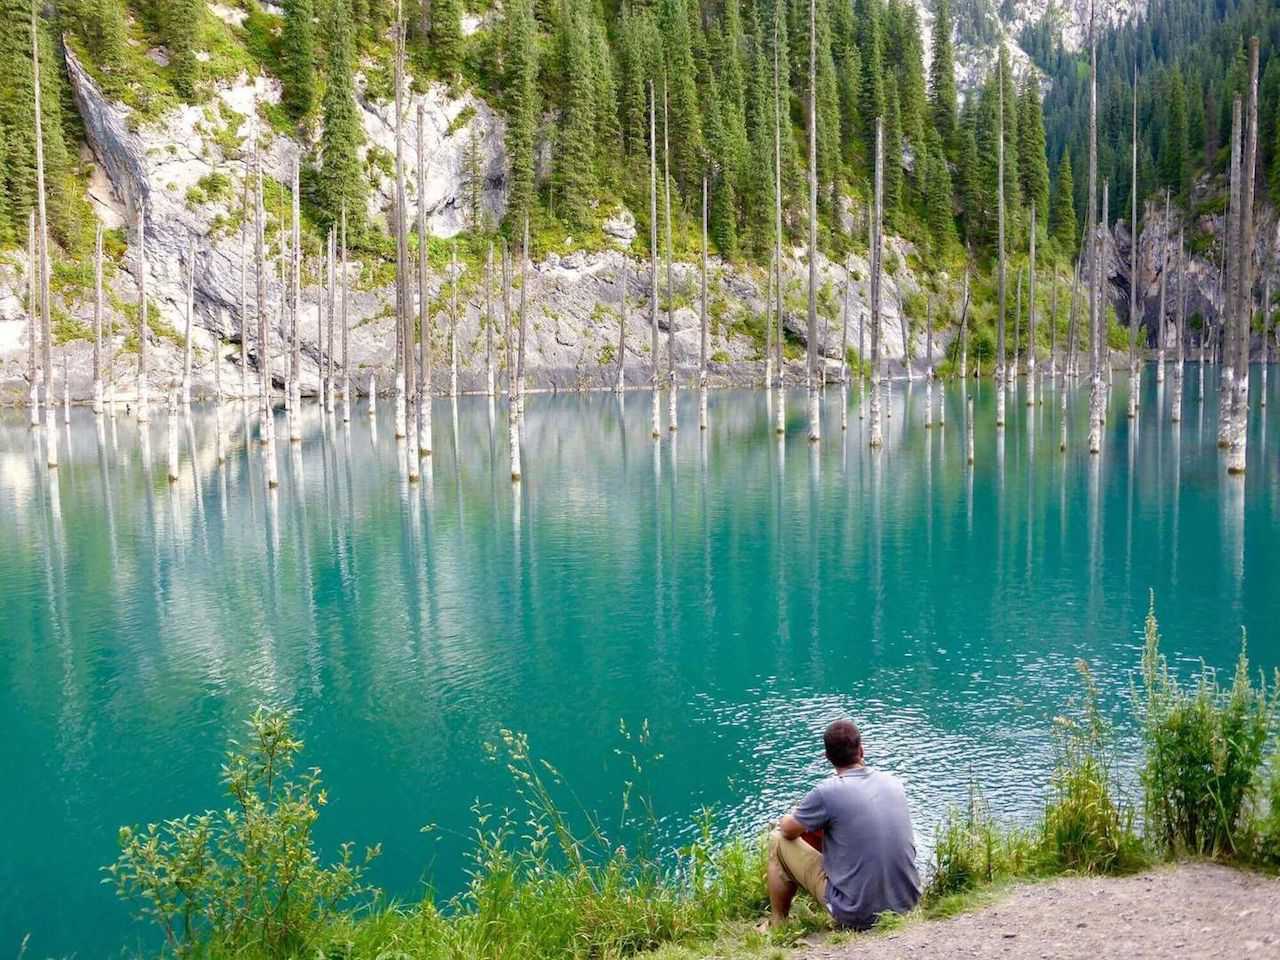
[755,915,787,934]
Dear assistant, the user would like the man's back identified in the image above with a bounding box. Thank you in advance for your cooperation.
[792,768,921,929]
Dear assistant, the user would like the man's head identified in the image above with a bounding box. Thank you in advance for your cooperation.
[823,719,864,768]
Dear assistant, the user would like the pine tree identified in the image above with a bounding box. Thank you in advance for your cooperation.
[815,0,841,208]
[0,118,10,246]
[658,0,705,193]
[890,0,927,154]
[167,0,203,98]
[882,75,902,226]
[856,0,883,159]
[589,16,622,190]
[1017,72,1049,229]
[929,0,957,150]
[718,0,750,207]
[557,0,596,228]
[317,0,366,233]
[958,114,981,245]
[432,0,464,79]
[925,125,952,249]
[1051,148,1076,253]
[504,0,538,231]
[1161,65,1187,196]
[620,8,659,164]
[996,47,1020,230]
[281,0,317,120]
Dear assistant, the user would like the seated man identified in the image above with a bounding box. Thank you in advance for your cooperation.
[766,718,921,931]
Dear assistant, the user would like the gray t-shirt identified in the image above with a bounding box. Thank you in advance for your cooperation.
[791,767,921,929]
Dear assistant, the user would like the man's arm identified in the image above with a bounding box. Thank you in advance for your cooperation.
[777,813,807,840]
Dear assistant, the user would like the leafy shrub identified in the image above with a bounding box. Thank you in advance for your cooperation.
[106,707,380,956]
[1134,599,1276,858]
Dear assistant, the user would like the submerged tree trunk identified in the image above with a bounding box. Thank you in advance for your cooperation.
[93,224,104,414]
[869,118,884,448]
[1172,230,1186,423]
[1155,190,1170,385]
[925,299,933,429]
[1086,11,1103,455]
[449,246,460,399]
[1028,206,1037,405]
[517,217,530,419]
[182,238,195,405]
[33,5,53,447]
[486,244,495,399]
[959,262,969,381]
[393,15,408,440]
[417,110,432,455]
[995,62,1007,429]
[27,214,39,426]
[648,81,661,438]
[1227,38,1259,475]
[342,208,351,423]
[699,176,709,431]
[663,84,677,432]
[806,0,820,442]
[139,206,153,425]
[1128,68,1140,419]
[1219,101,1241,449]
[772,12,785,435]
[615,252,627,393]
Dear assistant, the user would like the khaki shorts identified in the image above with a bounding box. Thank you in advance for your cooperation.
[769,829,828,904]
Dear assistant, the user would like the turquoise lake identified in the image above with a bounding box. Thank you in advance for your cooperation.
[3,370,1279,957]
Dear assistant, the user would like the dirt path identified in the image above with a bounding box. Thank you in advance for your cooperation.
[800,863,1279,960]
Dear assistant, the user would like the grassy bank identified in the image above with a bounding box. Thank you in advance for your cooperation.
[106,601,1280,959]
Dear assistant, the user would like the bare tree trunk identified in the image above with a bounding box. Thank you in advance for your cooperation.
[996,59,1007,429]
[292,157,303,413]
[699,176,709,431]
[510,222,528,480]
[27,213,39,426]
[1089,179,1107,454]
[1219,99,1241,450]
[342,208,351,423]
[1262,272,1270,409]
[486,242,495,398]
[517,217,529,418]
[925,299,933,429]
[806,0,820,441]
[1028,205,1037,405]
[772,12,785,435]
[393,11,408,439]
[1227,37,1259,475]
[417,110,432,455]
[32,4,53,444]
[1128,67,1140,419]
[1066,253,1081,379]
[240,180,249,403]
[648,81,660,438]
[1086,7,1103,454]
[449,245,459,399]
[959,262,969,380]
[255,128,278,488]
[615,252,627,392]
[1014,267,1022,379]
[1049,271,1058,383]
[662,83,677,432]
[138,205,151,424]
[182,237,195,405]
[1155,190,1169,384]
[869,117,884,448]
[93,224,104,414]
[1172,229,1185,423]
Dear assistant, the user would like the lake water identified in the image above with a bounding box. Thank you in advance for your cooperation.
[3,369,1279,957]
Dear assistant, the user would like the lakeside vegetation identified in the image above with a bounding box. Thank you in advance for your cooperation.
[106,599,1280,959]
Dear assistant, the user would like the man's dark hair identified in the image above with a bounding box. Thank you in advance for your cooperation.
[823,719,863,768]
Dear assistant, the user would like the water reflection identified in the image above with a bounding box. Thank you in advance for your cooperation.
[2,380,1279,959]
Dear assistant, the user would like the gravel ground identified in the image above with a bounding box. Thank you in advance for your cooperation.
[800,863,1280,960]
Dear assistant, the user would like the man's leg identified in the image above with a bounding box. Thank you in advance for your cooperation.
[766,830,828,927]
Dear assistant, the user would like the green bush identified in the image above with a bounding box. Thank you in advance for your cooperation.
[1135,599,1276,858]
[106,707,380,956]
[923,787,1035,908]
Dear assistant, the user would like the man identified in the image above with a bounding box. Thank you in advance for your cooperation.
[766,718,921,930]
